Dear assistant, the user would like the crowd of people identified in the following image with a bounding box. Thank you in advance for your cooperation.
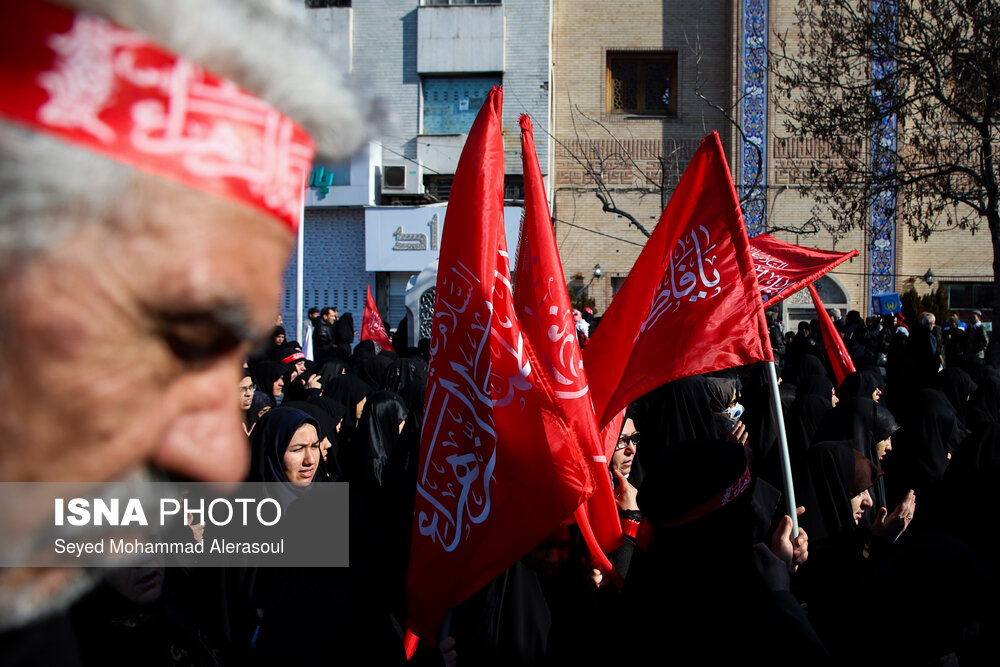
[49,305,998,665]
[0,1,996,665]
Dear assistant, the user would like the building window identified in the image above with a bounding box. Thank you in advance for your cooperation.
[305,0,351,7]
[606,51,677,116]
[424,175,454,201]
[611,276,628,296]
[422,75,501,134]
[946,281,992,313]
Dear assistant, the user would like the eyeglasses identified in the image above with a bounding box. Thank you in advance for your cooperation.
[615,433,640,451]
[240,383,256,394]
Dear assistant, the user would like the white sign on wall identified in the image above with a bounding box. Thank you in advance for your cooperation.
[365,204,524,272]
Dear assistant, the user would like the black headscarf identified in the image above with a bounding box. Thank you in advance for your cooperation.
[785,393,833,461]
[250,360,286,408]
[249,407,319,510]
[346,391,409,485]
[704,377,739,413]
[967,368,1000,430]
[354,353,394,391]
[796,441,879,550]
[884,388,955,504]
[334,312,355,349]
[383,356,428,396]
[322,375,372,424]
[933,367,977,428]
[837,370,882,402]
[318,359,347,386]
[796,374,835,401]
[815,397,898,510]
[306,397,349,481]
[633,376,716,473]
[350,339,377,362]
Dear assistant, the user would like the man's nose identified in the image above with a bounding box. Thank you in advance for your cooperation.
[152,359,250,483]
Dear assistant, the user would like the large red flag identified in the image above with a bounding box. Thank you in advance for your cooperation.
[405,88,593,643]
[809,283,856,385]
[360,284,395,352]
[748,234,859,306]
[513,115,622,555]
[583,132,772,429]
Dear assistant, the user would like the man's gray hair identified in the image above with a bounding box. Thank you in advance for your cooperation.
[1,0,376,267]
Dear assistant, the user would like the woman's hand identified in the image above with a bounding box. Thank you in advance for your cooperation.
[770,506,809,574]
[873,489,916,542]
[613,469,638,511]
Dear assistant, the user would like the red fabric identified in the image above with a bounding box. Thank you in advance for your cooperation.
[360,285,395,352]
[809,283,856,385]
[601,409,627,463]
[748,234,859,306]
[0,0,312,231]
[405,89,593,642]
[583,132,772,429]
[514,115,622,555]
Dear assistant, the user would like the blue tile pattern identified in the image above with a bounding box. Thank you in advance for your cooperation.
[869,0,897,305]
[280,208,374,343]
[740,0,768,236]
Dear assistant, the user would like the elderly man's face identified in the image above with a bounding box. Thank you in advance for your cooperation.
[0,176,294,484]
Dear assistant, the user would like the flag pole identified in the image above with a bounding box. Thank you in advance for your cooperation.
[766,360,799,537]
[296,174,306,346]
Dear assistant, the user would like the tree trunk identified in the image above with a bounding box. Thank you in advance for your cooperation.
[990,213,1000,367]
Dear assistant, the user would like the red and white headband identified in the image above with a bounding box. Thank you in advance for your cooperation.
[0,0,315,231]
[281,351,306,365]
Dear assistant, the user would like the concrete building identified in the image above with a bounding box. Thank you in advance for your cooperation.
[281,0,549,347]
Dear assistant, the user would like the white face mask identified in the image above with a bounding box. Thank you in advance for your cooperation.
[723,402,744,421]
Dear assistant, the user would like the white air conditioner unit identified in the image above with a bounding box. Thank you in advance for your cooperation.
[381,163,422,195]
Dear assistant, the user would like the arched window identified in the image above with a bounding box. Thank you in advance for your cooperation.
[780,274,851,330]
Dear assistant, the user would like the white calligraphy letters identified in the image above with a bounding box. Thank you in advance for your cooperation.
[416,245,536,553]
[640,224,723,337]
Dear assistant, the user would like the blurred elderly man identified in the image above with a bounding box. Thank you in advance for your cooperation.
[0,0,372,639]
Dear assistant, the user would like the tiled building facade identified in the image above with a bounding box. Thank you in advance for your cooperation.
[552,0,994,322]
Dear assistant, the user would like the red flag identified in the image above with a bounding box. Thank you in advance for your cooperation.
[360,284,395,352]
[513,115,622,555]
[583,132,772,429]
[748,234,859,306]
[808,283,856,385]
[405,88,593,643]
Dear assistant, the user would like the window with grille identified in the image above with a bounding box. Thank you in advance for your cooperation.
[422,76,501,134]
[606,51,677,116]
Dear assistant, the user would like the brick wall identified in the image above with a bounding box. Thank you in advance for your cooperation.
[552,0,733,312]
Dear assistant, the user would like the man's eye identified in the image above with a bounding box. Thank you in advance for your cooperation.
[160,321,243,364]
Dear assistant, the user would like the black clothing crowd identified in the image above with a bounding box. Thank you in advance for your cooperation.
[34,310,1000,665]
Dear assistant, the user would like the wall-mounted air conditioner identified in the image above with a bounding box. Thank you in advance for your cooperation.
[381,163,422,195]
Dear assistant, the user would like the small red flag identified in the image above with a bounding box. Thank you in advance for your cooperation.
[808,283,856,385]
[514,115,622,555]
[748,234,859,306]
[583,132,772,429]
[404,88,593,643]
[360,284,395,352]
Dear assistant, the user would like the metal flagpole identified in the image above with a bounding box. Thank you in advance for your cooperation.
[766,359,799,537]
[297,175,305,346]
